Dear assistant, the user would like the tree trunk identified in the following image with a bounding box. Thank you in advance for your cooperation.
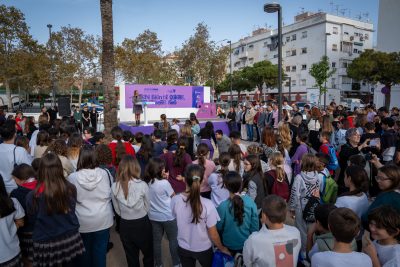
[78,80,84,107]
[5,80,12,111]
[100,0,117,135]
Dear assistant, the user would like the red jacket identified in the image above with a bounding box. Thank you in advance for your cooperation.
[108,141,135,167]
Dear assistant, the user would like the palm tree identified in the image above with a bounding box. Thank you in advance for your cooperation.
[100,0,117,134]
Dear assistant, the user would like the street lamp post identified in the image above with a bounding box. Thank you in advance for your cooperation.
[286,76,292,103]
[47,24,56,108]
[264,3,282,122]
[227,40,233,107]
[324,32,331,109]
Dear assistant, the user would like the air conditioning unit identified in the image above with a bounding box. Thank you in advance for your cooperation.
[349,52,353,56]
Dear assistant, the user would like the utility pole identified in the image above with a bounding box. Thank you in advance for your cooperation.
[47,24,56,108]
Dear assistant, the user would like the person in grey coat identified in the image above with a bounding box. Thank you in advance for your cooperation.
[215,129,231,154]
[236,106,243,136]
[257,106,267,144]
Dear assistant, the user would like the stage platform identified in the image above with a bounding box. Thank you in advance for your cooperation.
[120,119,231,136]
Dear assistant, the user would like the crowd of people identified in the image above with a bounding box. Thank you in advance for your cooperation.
[0,101,400,267]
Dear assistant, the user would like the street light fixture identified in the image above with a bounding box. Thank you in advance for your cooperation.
[227,40,233,107]
[47,24,56,108]
[264,3,283,122]
[324,32,332,109]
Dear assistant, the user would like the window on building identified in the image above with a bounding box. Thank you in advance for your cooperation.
[248,44,254,51]
[342,76,352,84]
[241,46,244,52]
[249,58,254,64]
[332,44,338,51]
[331,78,336,89]
[301,64,307,70]
[364,33,369,40]
[286,66,290,72]
[291,49,297,56]
[286,36,290,42]
[291,66,297,72]
[234,62,240,67]
[332,62,336,68]
[344,31,349,35]
[263,41,268,47]
[273,54,278,58]
[286,50,291,57]
[353,48,358,54]
[333,27,338,34]
[342,62,349,68]
[292,34,297,41]
[301,79,306,86]
[301,47,307,54]
[291,80,297,86]
[302,31,308,38]
[354,32,359,37]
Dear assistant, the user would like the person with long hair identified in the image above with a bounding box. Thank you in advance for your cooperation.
[67,132,83,170]
[24,116,37,139]
[308,107,322,151]
[67,145,113,267]
[158,114,171,140]
[136,135,153,178]
[26,153,85,266]
[265,152,290,201]
[179,125,194,159]
[362,165,400,225]
[171,164,229,266]
[132,90,143,126]
[160,137,192,193]
[96,144,116,179]
[198,121,217,159]
[190,113,200,149]
[242,154,266,210]
[278,121,292,151]
[261,126,279,161]
[216,171,259,254]
[288,153,320,257]
[208,152,231,207]
[228,144,244,176]
[0,175,25,267]
[111,155,153,267]
[45,139,74,178]
[291,130,310,176]
[166,129,179,151]
[108,126,135,167]
[193,143,216,199]
[34,130,49,159]
[144,158,180,267]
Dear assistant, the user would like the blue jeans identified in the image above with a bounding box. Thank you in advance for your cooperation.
[79,228,110,267]
[246,124,254,141]
[151,220,180,266]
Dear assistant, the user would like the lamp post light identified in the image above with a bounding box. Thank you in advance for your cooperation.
[227,40,233,107]
[264,3,282,122]
[324,32,332,109]
[47,24,56,108]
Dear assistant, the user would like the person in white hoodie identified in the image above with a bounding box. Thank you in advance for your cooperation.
[111,155,153,267]
[67,145,114,267]
[288,153,321,261]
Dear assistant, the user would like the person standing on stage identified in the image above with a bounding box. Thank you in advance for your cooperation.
[132,90,143,126]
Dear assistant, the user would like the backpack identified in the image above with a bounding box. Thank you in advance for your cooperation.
[266,170,290,202]
[320,171,338,204]
[322,144,339,171]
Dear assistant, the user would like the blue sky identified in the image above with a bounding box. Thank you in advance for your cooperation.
[5,0,379,52]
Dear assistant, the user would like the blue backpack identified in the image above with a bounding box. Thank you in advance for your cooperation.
[323,144,339,171]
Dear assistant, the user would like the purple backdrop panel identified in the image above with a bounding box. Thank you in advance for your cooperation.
[125,84,204,108]
[196,103,216,119]
[119,120,230,136]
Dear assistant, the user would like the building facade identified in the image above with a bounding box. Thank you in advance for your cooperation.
[224,12,374,102]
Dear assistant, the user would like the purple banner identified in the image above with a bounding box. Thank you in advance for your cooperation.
[125,84,204,108]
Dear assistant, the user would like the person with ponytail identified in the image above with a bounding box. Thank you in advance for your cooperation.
[228,144,244,176]
[216,171,259,254]
[265,152,291,202]
[193,143,216,199]
[158,114,171,140]
[242,154,266,210]
[171,164,230,266]
[208,152,230,207]
[335,165,369,218]
[160,137,192,193]
[108,126,135,167]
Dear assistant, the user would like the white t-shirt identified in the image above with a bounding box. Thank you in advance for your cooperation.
[0,144,33,193]
[374,241,400,267]
[311,251,372,267]
[0,198,25,263]
[243,224,301,267]
[171,194,219,252]
[335,193,370,219]
[148,179,174,222]
[208,172,229,207]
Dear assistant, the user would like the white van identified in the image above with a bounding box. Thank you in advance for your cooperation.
[340,98,365,110]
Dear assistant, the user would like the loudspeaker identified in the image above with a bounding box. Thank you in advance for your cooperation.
[57,97,71,117]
